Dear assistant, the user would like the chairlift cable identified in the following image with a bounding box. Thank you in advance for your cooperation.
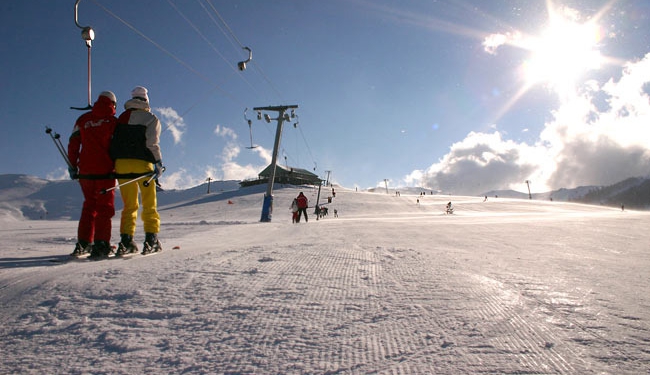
[203,0,284,102]
[90,0,258,142]
[249,61,285,102]
[90,0,242,107]
[168,0,231,64]
[202,1,317,175]
[170,0,264,99]
[204,0,246,49]
[92,0,310,169]
[294,117,317,173]
[201,0,243,54]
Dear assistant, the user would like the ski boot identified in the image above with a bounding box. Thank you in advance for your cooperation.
[70,240,91,257]
[89,240,112,260]
[115,234,139,257]
[142,233,162,255]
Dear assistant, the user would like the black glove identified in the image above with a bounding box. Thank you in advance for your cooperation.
[68,167,79,180]
[153,162,165,179]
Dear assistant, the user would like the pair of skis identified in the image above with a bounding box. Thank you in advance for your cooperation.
[49,250,161,263]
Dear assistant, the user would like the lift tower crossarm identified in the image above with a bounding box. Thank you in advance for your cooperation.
[253,105,298,112]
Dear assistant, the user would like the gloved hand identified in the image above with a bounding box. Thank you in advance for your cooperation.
[153,162,165,179]
[68,167,79,180]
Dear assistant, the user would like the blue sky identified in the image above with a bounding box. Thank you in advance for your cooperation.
[2,0,650,194]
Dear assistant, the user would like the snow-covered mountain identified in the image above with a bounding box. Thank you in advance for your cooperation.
[483,176,650,209]
[1,173,648,222]
[0,174,240,221]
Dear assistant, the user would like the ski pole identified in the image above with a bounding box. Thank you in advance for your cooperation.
[45,127,73,169]
[143,166,165,187]
[100,173,154,195]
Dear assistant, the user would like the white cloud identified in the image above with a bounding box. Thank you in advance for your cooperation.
[46,168,69,181]
[541,54,650,188]
[211,125,269,182]
[214,125,238,140]
[221,142,241,162]
[158,124,271,189]
[407,52,650,194]
[403,170,423,186]
[253,145,273,165]
[155,107,186,144]
[221,162,262,181]
[482,33,508,55]
[414,131,541,195]
[482,32,520,55]
[161,168,203,190]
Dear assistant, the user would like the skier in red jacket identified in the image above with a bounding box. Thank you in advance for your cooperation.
[295,192,309,223]
[67,91,118,258]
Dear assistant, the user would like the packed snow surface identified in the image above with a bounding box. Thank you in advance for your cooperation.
[1,184,649,374]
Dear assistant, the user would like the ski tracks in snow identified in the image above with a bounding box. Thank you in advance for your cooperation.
[1,200,650,374]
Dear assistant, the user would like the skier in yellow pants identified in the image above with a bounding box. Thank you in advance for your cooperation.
[110,86,164,256]
[116,159,160,241]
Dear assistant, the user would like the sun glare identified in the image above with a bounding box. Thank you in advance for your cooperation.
[483,2,615,123]
[523,14,604,94]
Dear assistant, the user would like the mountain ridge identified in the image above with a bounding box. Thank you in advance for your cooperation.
[0,174,647,220]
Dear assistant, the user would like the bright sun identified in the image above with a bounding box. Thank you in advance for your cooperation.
[523,11,604,94]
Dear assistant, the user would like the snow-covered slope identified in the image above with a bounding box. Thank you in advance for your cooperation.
[1,178,649,374]
[0,174,241,221]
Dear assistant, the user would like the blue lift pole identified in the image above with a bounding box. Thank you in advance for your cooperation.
[254,105,298,222]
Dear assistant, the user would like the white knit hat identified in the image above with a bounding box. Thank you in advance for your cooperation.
[131,86,149,102]
[99,91,117,103]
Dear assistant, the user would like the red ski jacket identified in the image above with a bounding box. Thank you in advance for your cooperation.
[68,95,117,177]
[296,194,308,209]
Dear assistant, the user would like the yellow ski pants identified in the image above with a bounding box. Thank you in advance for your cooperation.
[115,159,160,236]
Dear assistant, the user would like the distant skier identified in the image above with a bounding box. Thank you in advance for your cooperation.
[110,86,164,257]
[446,201,454,214]
[295,192,309,223]
[67,91,118,259]
[290,198,298,223]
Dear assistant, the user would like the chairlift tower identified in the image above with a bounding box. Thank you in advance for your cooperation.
[324,170,332,187]
[314,179,325,215]
[253,105,298,222]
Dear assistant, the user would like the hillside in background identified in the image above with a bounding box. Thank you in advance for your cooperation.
[573,177,650,208]
[0,174,240,221]
[0,174,648,221]
[484,176,650,209]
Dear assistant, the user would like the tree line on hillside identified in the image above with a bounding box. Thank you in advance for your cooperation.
[572,177,650,209]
